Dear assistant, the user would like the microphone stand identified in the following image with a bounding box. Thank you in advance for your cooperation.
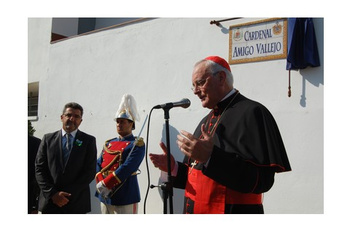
[161,107,174,214]
[151,99,190,213]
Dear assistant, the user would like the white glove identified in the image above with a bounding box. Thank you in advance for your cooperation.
[96,181,111,198]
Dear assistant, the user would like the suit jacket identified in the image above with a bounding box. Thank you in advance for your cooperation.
[28,135,41,213]
[35,129,97,214]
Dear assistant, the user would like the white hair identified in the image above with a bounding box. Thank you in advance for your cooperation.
[195,59,234,87]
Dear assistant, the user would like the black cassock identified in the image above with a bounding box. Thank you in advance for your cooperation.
[173,91,291,214]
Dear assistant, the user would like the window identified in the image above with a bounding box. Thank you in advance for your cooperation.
[51,18,148,43]
[28,82,39,119]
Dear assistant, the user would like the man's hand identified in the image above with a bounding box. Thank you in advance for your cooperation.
[149,142,175,172]
[51,191,71,207]
[176,124,214,163]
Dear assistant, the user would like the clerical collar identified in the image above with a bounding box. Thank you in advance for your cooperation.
[221,88,236,102]
[214,88,238,113]
[61,128,78,138]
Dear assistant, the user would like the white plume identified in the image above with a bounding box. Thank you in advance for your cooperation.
[116,94,140,121]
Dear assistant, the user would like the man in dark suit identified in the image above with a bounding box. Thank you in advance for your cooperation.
[28,134,41,214]
[35,102,97,214]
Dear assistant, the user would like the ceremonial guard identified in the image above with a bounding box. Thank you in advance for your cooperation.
[95,94,145,214]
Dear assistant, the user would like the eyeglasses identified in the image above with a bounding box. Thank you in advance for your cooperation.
[63,113,82,119]
[191,77,209,91]
[191,72,218,91]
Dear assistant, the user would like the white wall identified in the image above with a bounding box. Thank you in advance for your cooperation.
[28,18,52,83]
[29,17,324,214]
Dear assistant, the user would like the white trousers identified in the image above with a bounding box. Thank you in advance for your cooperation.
[100,202,138,214]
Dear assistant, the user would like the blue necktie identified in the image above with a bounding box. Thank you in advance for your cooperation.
[63,133,72,165]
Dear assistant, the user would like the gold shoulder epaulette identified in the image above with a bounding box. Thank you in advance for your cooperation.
[135,137,144,147]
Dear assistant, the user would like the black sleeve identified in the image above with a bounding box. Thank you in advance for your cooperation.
[35,135,58,200]
[28,136,41,212]
[202,146,275,194]
[172,162,188,190]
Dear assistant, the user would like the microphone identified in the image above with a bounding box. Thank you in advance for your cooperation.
[154,98,191,109]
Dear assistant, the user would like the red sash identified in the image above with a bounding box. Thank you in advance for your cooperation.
[184,168,262,214]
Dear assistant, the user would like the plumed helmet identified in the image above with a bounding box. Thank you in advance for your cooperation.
[114,94,140,129]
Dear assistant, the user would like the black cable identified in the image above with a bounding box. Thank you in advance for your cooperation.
[143,107,155,214]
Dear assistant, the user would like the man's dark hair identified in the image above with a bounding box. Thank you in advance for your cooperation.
[62,102,84,116]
